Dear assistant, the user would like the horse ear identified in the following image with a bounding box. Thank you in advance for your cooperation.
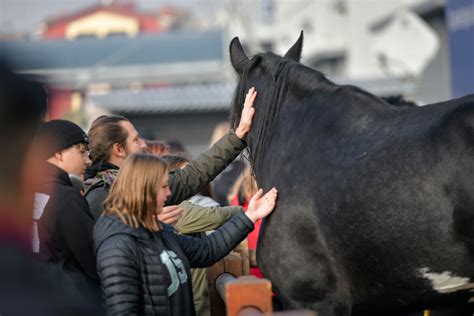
[230,37,249,73]
[284,31,304,62]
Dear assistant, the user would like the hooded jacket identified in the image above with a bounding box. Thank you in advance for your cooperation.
[93,211,254,316]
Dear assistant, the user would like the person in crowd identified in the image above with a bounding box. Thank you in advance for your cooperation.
[93,152,278,315]
[145,139,170,156]
[34,119,104,308]
[84,87,257,221]
[163,154,216,207]
[228,166,258,209]
[84,114,147,216]
[228,166,262,277]
[163,154,244,316]
[0,60,100,315]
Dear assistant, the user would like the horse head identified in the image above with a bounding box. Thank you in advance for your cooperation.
[229,32,307,183]
[230,31,303,73]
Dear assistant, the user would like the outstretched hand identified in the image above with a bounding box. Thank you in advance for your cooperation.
[235,87,257,139]
[245,187,278,223]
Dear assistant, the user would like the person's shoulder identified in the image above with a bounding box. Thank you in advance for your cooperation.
[100,232,136,247]
[85,186,108,207]
[84,183,108,211]
[84,179,108,197]
[95,233,139,270]
[96,231,138,258]
[94,215,141,250]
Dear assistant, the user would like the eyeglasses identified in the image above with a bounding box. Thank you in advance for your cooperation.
[72,144,90,158]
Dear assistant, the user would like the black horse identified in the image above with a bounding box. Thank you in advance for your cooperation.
[229,32,474,316]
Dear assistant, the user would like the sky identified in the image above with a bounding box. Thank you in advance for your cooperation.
[0,0,222,34]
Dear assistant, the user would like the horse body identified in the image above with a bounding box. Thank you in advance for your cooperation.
[229,33,474,315]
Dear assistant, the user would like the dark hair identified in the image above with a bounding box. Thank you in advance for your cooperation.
[88,115,129,162]
[0,60,47,194]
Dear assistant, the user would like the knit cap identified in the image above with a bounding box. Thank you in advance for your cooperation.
[38,120,89,157]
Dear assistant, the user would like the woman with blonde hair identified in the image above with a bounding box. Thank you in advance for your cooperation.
[93,153,278,315]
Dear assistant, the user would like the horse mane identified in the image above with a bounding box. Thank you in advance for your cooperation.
[230,55,262,174]
[230,52,386,177]
[231,53,323,177]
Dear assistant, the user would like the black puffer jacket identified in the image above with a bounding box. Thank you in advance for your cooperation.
[93,211,254,315]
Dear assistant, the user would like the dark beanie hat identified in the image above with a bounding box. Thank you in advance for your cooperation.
[38,120,89,158]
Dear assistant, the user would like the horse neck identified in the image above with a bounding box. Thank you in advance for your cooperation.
[280,80,392,127]
[246,65,393,178]
[271,62,390,116]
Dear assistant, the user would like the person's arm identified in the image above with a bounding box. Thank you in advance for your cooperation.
[174,211,253,268]
[173,200,243,234]
[166,88,257,205]
[166,131,245,205]
[176,187,277,268]
[96,235,140,315]
[56,193,98,280]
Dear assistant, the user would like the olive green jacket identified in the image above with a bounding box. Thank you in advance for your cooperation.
[166,130,246,205]
[174,201,242,234]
